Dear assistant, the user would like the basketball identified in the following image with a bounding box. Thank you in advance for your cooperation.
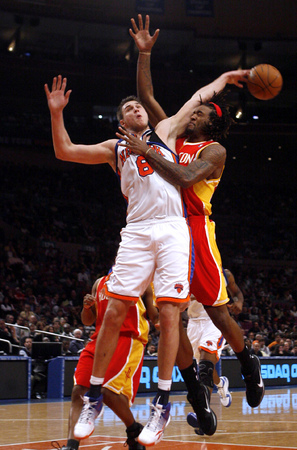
[247,64,283,100]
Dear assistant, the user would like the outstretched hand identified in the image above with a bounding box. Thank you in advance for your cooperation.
[116,126,150,156]
[44,74,72,113]
[130,14,159,53]
[223,69,251,88]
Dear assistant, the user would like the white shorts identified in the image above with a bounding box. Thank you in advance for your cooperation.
[105,217,192,304]
[187,316,225,362]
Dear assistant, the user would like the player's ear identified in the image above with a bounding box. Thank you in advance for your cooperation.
[119,119,126,128]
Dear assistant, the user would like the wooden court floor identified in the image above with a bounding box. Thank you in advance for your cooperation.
[0,387,296,450]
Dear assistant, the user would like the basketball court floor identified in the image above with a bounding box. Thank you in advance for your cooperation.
[0,387,296,450]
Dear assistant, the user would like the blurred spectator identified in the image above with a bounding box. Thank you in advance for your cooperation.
[251,340,263,357]
[69,329,84,355]
[0,318,19,345]
[146,343,158,356]
[19,337,33,357]
[61,338,72,356]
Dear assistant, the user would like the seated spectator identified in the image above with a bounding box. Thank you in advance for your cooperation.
[283,341,293,356]
[250,340,263,357]
[291,344,297,356]
[62,323,73,338]
[19,337,33,357]
[61,338,72,356]
[0,318,19,345]
[271,343,285,356]
[69,328,84,355]
[255,334,270,356]
[146,343,158,356]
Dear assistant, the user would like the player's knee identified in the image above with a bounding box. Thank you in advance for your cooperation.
[198,360,214,389]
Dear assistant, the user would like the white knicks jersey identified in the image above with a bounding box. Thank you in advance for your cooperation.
[116,130,186,223]
[188,296,209,320]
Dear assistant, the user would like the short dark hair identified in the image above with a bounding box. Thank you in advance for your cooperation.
[116,95,141,122]
[202,91,234,140]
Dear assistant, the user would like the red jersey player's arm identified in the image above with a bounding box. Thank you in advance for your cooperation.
[80,278,101,325]
[142,284,159,326]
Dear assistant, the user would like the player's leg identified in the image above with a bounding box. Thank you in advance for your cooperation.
[138,301,180,446]
[74,297,131,439]
[177,318,217,436]
[205,304,264,407]
[139,218,191,446]
[102,389,145,450]
[103,336,147,450]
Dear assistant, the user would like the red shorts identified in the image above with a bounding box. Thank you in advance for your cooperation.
[189,215,229,306]
[74,335,145,406]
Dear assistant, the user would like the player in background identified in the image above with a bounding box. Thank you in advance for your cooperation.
[54,277,158,450]
[187,268,244,435]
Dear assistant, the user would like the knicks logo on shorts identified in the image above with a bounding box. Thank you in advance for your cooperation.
[174,283,184,293]
[206,340,213,347]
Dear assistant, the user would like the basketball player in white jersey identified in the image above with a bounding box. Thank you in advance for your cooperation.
[117,15,264,431]
[45,62,248,445]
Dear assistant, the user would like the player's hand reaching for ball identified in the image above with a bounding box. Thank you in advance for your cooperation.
[219,69,251,88]
[221,69,251,88]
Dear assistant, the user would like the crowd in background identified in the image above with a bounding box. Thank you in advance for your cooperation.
[0,154,296,358]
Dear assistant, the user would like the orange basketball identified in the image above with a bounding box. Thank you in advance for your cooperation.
[247,64,283,100]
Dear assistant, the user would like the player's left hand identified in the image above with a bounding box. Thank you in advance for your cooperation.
[227,297,243,315]
[83,294,95,310]
[116,127,150,156]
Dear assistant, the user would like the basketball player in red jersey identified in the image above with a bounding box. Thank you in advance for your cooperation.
[57,277,158,450]
[117,15,264,419]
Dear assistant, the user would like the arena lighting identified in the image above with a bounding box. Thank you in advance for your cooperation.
[235,107,243,119]
[7,27,21,53]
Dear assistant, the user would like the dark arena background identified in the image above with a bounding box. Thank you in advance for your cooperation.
[0,1,296,449]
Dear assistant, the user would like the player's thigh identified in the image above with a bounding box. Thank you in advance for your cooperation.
[154,220,191,300]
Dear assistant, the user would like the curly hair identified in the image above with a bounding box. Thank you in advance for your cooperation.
[202,91,234,140]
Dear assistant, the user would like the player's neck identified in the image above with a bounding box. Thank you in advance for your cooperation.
[186,131,210,143]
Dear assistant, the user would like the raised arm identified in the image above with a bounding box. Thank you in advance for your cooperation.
[164,69,250,140]
[44,75,116,170]
[130,15,167,127]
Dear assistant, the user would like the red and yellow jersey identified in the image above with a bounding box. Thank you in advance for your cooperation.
[176,138,223,217]
[90,276,149,345]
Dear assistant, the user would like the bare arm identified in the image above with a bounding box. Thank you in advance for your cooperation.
[225,269,244,315]
[116,127,225,189]
[130,15,167,127]
[44,75,117,170]
[80,279,100,326]
[166,69,250,139]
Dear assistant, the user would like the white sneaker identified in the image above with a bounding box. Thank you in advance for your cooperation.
[74,394,104,439]
[217,376,232,407]
[138,398,171,446]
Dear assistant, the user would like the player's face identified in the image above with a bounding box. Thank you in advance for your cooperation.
[120,100,149,132]
[186,105,212,136]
